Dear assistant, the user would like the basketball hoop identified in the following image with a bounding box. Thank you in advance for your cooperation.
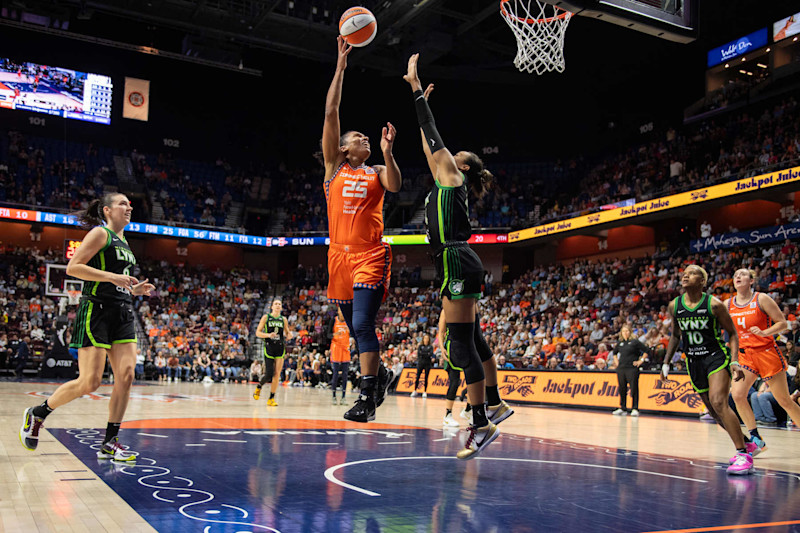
[500,0,573,75]
[67,290,80,306]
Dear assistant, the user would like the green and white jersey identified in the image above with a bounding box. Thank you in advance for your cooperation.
[424,173,472,252]
[674,293,728,360]
[82,226,136,303]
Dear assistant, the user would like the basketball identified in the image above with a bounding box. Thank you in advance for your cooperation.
[339,7,378,47]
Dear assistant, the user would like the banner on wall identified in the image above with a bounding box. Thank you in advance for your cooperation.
[509,165,800,244]
[691,222,800,253]
[123,77,150,121]
[395,368,704,414]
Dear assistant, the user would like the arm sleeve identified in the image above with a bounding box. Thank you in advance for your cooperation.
[413,90,445,154]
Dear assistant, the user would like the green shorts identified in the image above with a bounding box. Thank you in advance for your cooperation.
[70,299,137,350]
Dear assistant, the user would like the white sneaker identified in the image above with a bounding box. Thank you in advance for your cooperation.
[487,401,515,425]
[410,391,417,397]
[630,409,639,417]
[612,408,627,416]
[457,422,499,460]
[460,408,473,424]
[96,437,138,462]
[422,392,427,399]
[443,413,460,427]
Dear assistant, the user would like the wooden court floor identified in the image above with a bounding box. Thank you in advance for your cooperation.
[2,379,799,533]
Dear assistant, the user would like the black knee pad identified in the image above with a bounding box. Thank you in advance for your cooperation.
[473,314,493,363]
[446,322,484,385]
[446,368,460,401]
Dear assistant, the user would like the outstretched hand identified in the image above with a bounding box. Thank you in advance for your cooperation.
[423,83,434,101]
[336,36,353,71]
[403,53,422,91]
[380,122,397,153]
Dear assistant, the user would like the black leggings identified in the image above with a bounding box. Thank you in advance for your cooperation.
[259,357,277,387]
[331,362,349,396]
[617,367,640,410]
[446,367,461,401]
[415,365,432,391]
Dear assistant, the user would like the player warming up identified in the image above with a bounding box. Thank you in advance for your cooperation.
[254,298,290,406]
[727,268,798,451]
[19,193,154,462]
[322,36,402,422]
[660,265,752,475]
[404,53,500,459]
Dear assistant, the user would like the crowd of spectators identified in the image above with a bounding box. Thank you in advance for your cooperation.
[3,230,800,387]
[2,90,799,236]
[538,96,800,224]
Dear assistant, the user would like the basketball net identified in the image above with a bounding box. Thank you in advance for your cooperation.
[67,290,80,306]
[500,0,572,75]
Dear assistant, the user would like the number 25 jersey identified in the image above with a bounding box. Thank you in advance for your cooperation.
[325,162,384,246]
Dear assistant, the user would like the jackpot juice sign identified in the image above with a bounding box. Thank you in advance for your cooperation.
[395,368,703,414]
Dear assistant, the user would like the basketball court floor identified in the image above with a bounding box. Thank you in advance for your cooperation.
[2,380,800,532]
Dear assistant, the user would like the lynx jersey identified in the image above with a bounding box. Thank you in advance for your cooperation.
[673,293,728,360]
[263,314,285,345]
[728,292,775,351]
[424,173,472,252]
[325,162,385,246]
[82,226,136,303]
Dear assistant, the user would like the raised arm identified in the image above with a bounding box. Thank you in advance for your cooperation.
[402,53,462,187]
[418,84,437,176]
[322,37,352,176]
[376,122,402,193]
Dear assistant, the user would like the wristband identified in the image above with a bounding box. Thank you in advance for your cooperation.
[730,361,740,367]
[661,363,670,378]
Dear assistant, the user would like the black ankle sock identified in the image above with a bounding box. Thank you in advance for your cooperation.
[472,403,488,427]
[361,375,377,397]
[743,433,751,443]
[465,404,472,412]
[737,447,747,454]
[749,428,761,440]
[32,400,54,419]
[486,385,501,406]
[104,422,121,444]
[269,392,275,400]
[446,409,452,416]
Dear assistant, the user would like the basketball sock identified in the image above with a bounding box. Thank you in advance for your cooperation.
[269,393,275,400]
[32,400,54,419]
[472,404,489,427]
[737,447,747,454]
[360,375,377,397]
[103,422,121,444]
[743,433,751,443]
[465,404,472,412]
[446,409,452,416]
[749,428,761,440]
[486,385,501,406]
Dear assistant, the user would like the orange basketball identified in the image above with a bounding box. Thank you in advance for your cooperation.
[339,7,378,47]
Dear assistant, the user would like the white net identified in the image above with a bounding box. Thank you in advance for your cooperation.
[500,0,573,75]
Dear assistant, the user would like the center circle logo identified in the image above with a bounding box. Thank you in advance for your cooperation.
[46,358,56,368]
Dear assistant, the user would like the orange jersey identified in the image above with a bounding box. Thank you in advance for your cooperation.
[728,292,774,350]
[325,162,384,246]
[330,318,351,363]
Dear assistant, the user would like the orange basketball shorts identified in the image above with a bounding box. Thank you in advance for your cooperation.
[327,242,392,304]
[739,344,787,380]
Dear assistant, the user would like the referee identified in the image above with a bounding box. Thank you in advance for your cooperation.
[612,325,651,417]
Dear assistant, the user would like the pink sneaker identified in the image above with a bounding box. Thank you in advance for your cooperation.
[726,453,754,475]
[729,442,757,464]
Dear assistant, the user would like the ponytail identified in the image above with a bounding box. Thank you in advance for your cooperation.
[79,193,120,229]
[461,151,493,199]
